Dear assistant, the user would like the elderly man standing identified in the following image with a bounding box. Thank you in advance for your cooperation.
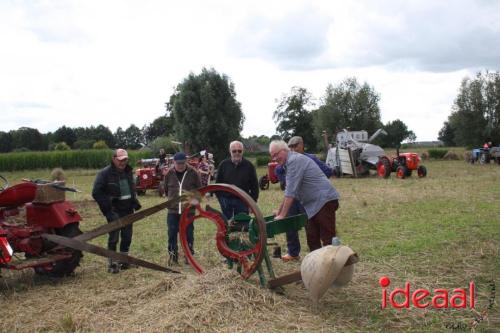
[276,136,334,261]
[216,140,259,220]
[270,140,340,251]
[92,148,142,273]
[164,152,201,265]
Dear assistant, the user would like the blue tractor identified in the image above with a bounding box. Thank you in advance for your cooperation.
[470,146,500,164]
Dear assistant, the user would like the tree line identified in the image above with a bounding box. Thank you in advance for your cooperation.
[438,71,500,147]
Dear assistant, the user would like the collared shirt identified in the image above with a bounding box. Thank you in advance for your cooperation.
[284,151,340,218]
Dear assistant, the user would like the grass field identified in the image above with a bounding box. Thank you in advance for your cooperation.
[0,160,499,332]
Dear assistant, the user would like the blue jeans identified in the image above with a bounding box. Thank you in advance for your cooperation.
[218,196,249,220]
[167,213,194,255]
[286,200,305,257]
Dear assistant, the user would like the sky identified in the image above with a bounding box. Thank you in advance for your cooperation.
[1,0,499,141]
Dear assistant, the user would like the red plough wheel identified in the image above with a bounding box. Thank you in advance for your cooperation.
[179,184,267,279]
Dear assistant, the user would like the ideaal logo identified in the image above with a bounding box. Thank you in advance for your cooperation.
[379,276,475,309]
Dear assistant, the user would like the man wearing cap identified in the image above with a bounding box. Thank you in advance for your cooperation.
[216,141,259,221]
[270,140,340,252]
[92,148,142,273]
[163,152,201,265]
[275,136,334,261]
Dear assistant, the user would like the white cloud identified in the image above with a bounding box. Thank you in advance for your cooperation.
[0,0,499,142]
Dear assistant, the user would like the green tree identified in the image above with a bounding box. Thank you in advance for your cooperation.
[53,126,77,147]
[53,142,71,150]
[314,77,383,140]
[438,121,455,146]
[114,127,127,148]
[10,127,47,151]
[93,140,109,149]
[74,125,115,148]
[0,132,13,153]
[441,71,500,147]
[124,124,143,149]
[143,115,174,144]
[377,119,416,148]
[273,86,317,150]
[167,68,244,161]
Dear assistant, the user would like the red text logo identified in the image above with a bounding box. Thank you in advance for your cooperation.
[379,276,475,309]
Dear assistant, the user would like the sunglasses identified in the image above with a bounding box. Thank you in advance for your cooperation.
[231,150,242,154]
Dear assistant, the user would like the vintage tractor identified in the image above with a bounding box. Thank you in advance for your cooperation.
[469,147,500,165]
[389,151,427,179]
[258,162,284,190]
[135,158,172,196]
[0,177,83,277]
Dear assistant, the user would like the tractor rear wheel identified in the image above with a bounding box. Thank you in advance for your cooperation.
[259,175,269,190]
[35,223,83,277]
[377,158,391,178]
[417,165,427,178]
[479,152,490,164]
[396,166,407,179]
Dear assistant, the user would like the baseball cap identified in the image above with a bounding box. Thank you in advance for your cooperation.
[288,136,303,147]
[114,148,128,161]
[173,152,187,162]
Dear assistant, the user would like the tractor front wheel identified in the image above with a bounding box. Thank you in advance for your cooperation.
[259,175,269,190]
[417,165,427,178]
[377,158,391,178]
[396,166,407,179]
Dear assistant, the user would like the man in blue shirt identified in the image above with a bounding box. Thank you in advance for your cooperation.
[275,136,334,261]
[271,140,340,252]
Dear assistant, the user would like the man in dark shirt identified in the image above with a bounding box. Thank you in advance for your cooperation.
[216,140,259,221]
[92,148,141,273]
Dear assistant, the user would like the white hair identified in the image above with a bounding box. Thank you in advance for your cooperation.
[269,140,289,153]
[229,140,244,151]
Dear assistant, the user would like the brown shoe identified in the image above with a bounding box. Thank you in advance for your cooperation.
[281,254,300,262]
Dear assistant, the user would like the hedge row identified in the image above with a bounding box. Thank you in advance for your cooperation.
[0,150,152,171]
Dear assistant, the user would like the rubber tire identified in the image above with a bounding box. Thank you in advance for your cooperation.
[377,158,391,178]
[417,165,427,178]
[36,223,83,277]
[259,175,269,190]
[396,166,407,179]
[479,153,490,164]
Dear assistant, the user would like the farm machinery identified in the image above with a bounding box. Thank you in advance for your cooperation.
[134,158,171,196]
[325,129,426,179]
[469,146,500,165]
[258,162,285,191]
[1,176,357,298]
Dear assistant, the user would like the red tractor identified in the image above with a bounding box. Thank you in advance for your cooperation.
[134,158,171,196]
[388,152,427,179]
[259,162,286,190]
[0,176,83,277]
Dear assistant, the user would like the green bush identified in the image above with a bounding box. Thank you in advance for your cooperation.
[73,139,95,150]
[0,150,153,171]
[54,142,71,151]
[93,140,109,149]
[256,155,270,166]
[427,149,448,159]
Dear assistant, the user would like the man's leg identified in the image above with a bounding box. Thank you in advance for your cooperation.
[317,200,339,246]
[167,213,180,264]
[284,200,302,259]
[118,224,133,269]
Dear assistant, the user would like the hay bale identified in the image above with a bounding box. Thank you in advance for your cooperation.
[443,151,459,160]
[420,152,429,160]
[463,151,472,162]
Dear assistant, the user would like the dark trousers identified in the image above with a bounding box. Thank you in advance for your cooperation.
[285,200,306,257]
[167,213,194,255]
[108,210,133,253]
[218,197,249,220]
[306,200,339,251]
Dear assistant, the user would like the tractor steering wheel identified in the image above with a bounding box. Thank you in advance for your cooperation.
[0,175,9,191]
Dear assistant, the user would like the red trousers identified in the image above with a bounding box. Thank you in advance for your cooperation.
[305,200,339,251]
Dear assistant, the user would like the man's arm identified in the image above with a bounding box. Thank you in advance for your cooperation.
[306,153,333,178]
[275,196,295,220]
[91,170,113,219]
[249,163,259,201]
